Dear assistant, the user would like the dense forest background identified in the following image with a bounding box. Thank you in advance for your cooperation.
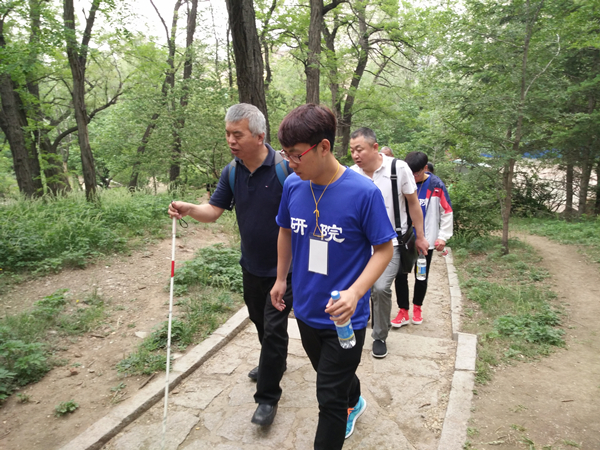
[1,0,599,254]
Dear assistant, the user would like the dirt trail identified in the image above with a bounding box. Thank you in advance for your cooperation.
[468,234,600,450]
[0,221,229,450]
[2,228,599,450]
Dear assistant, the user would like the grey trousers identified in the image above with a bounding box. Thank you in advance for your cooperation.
[371,246,400,341]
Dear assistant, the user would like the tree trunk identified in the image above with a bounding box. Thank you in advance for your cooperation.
[225,0,270,142]
[28,0,71,194]
[306,0,322,104]
[500,0,544,254]
[323,17,342,132]
[129,116,159,190]
[170,0,198,187]
[64,0,101,201]
[578,146,593,216]
[501,157,515,254]
[0,15,42,197]
[130,0,181,190]
[337,1,369,157]
[0,74,40,197]
[259,0,277,92]
[565,160,574,221]
[227,24,233,89]
[594,158,600,216]
[578,95,597,216]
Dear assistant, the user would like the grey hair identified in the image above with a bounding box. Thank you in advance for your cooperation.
[225,103,267,136]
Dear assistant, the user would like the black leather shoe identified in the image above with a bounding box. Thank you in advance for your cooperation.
[251,404,278,426]
[248,366,259,381]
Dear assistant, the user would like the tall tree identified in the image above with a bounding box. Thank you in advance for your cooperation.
[0,4,43,197]
[305,0,345,104]
[170,0,198,186]
[26,0,71,194]
[434,0,563,253]
[129,0,181,190]
[225,0,270,141]
[63,0,102,200]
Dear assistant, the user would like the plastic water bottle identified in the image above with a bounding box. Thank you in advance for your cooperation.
[331,290,356,349]
[416,254,427,281]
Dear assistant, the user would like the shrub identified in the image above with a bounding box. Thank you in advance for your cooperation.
[54,400,79,416]
[0,289,105,401]
[172,244,243,295]
[449,173,500,239]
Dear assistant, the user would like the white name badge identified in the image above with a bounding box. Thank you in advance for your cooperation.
[308,238,328,275]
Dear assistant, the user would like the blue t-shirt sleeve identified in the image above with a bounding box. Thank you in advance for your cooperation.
[209,164,234,211]
[360,186,397,246]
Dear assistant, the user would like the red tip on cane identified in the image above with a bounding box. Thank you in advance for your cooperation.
[171,260,175,277]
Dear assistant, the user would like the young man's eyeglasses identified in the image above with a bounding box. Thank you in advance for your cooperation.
[280,142,317,164]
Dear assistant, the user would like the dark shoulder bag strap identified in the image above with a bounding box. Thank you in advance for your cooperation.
[391,158,412,244]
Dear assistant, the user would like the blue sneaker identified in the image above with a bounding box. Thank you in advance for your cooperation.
[345,396,367,439]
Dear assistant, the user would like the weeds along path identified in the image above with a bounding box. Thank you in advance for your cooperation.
[468,233,600,449]
[0,221,232,450]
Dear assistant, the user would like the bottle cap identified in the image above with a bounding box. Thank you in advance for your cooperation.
[331,290,340,299]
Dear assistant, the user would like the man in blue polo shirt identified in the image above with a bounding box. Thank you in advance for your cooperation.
[168,103,293,427]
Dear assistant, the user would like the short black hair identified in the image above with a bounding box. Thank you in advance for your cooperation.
[350,127,377,146]
[278,104,337,149]
[427,162,434,173]
[404,151,429,173]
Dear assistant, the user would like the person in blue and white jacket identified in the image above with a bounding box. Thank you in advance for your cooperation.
[392,152,453,327]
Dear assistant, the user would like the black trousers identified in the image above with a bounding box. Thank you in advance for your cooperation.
[297,319,366,450]
[242,268,293,405]
[394,250,434,309]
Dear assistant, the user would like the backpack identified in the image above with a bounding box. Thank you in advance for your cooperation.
[227,151,290,193]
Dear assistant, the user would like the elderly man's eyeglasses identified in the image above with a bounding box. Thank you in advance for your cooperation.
[280,143,317,164]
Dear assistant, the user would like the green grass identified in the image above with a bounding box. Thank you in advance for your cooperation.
[172,244,243,296]
[117,244,243,377]
[453,235,565,384]
[0,289,106,402]
[117,288,241,376]
[54,399,79,417]
[0,188,200,280]
[513,216,600,266]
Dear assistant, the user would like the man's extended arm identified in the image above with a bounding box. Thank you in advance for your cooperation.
[168,201,225,223]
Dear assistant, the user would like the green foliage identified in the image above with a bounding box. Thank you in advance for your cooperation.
[16,392,30,403]
[0,367,17,402]
[54,400,79,417]
[0,341,49,388]
[453,235,565,384]
[0,289,105,400]
[448,171,501,239]
[172,244,243,295]
[144,319,191,351]
[511,171,557,218]
[116,347,167,376]
[494,309,564,346]
[117,288,240,376]
[0,189,189,274]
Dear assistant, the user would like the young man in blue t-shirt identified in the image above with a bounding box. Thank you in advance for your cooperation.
[270,104,396,449]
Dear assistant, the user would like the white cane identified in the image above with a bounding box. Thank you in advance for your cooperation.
[162,216,177,450]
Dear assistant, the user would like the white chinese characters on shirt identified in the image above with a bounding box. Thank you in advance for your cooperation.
[291,217,308,235]
[319,224,345,242]
[290,217,345,243]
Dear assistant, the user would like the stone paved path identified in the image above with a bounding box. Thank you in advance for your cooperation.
[70,252,472,450]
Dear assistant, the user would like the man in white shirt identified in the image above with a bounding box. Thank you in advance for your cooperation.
[349,128,428,358]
